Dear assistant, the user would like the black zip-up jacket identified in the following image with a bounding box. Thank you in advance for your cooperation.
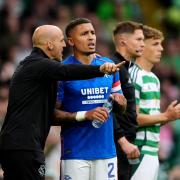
[0,48,105,152]
[112,52,137,142]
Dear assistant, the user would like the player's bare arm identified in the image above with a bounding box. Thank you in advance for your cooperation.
[136,100,180,126]
[54,102,108,123]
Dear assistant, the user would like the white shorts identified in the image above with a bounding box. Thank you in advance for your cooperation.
[61,157,117,180]
[130,154,159,180]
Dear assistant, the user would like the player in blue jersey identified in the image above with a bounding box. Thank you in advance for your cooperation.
[56,18,126,180]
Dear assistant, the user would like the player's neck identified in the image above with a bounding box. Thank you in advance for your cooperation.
[135,57,153,72]
[116,48,131,61]
[74,52,93,65]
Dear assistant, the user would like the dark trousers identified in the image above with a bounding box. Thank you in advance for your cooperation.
[0,150,45,180]
[117,148,132,180]
[114,135,133,180]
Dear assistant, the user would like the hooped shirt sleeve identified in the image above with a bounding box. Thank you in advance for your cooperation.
[111,71,122,94]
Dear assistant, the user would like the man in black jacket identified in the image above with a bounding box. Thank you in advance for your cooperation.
[112,21,145,180]
[0,25,123,180]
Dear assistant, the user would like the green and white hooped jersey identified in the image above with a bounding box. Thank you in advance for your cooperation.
[129,64,160,156]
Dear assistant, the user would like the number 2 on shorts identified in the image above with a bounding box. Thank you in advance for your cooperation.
[108,162,115,179]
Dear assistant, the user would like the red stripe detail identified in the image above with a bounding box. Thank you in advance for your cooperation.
[112,81,121,88]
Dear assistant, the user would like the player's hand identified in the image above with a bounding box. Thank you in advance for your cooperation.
[111,93,127,113]
[100,61,125,74]
[164,100,180,121]
[85,107,109,122]
[118,137,140,159]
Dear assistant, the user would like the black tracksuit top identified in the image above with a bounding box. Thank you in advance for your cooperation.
[0,48,104,152]
[112,52,138,142]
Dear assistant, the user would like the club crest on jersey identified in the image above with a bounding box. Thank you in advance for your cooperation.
[38,164,46,177]
[104,74,111,78]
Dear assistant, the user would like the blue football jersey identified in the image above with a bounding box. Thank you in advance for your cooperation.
[57,55,122,160]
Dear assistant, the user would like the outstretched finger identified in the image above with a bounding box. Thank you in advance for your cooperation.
[116,61,126,69]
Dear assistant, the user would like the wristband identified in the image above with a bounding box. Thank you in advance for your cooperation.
[75,111,87,121]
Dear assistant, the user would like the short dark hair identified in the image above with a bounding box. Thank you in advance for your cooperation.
[65,18,92,37]
[143,25,164,40]
[113,21,143,36]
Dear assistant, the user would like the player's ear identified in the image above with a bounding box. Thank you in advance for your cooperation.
[67,37,74,46]
[119,37,126,46]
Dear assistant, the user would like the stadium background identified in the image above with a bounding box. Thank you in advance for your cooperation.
[0,0,180,179]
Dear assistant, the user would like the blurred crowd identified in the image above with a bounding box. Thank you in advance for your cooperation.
[0,0,180,179]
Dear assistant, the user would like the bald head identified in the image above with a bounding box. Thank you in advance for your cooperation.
[32,25,62,47]
[32,25,66,61]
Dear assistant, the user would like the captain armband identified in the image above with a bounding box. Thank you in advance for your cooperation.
[75,111,87,121]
